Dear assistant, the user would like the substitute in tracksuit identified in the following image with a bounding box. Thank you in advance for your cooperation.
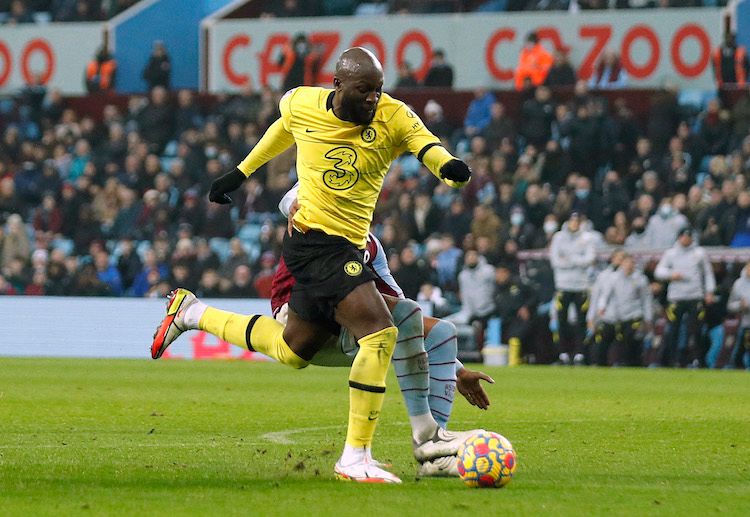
[654,228,716,367]
[549,212,596,365]
[598,254,654,366]
[726,261,750,369]
[586,249,625,358]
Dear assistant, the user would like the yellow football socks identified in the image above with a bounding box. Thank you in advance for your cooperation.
[345,326,398,448]
[198,307,308,369]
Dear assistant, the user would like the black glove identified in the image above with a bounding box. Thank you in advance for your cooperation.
[440,159,472,183]
[209,168,246,204]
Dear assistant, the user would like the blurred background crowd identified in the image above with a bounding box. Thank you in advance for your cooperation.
[0,0,733,25]
[2,0,750,367]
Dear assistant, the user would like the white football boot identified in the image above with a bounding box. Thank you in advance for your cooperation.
[413,427,485,463]
[416,455,459,478]
[334,458,402,484]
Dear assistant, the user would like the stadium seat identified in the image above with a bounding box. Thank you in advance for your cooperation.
[208,238,231,263]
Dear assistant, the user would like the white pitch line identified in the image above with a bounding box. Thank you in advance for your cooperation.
[0,442,266,450]
[260,421,410,445]
[261,425,343,444]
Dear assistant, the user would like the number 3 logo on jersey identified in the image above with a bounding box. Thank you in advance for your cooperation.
[323,146,359,190]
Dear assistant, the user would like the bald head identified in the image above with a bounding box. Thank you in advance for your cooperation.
[335,47,383,82]
[332,47,384,125]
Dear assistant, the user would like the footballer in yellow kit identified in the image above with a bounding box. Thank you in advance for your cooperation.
[241,85,463,248]
[153,47,472,484]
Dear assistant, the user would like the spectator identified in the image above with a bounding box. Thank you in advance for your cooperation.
[712,32,748,88]
[544,47,577,88]
[445,249,495,326]
[644,197,690,248]
[589,50,628,90]
[654,227,716,367]
[394,61,419,88]
[726,261,750,369]
[520,86,554,148]
[462,88,496,141]
[94,249,123,295]
[393,246,431,300]
[493,262,537,365]
[482,102,516,152]
[4,0,34,25]
[142,41,172,91]
[253,251,277,298]
[549,212,596,365]
[725,190,750,247]
[280,33,320,90]
[223,264,256,298]
[85,45,117,93]
[698,99,731,156]
[423,100,453,141]
[116,237,142,293]
[514,31,553,91]
[624,216,649,249]
[1,214,30,270]
[69,262,111,296]
[137,86,174,155]
[422,49,454,88]
[132,248,168,297]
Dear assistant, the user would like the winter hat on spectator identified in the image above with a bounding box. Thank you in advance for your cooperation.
[424,99,443,117]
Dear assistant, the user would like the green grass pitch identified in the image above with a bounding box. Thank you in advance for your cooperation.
[1,358,749,516]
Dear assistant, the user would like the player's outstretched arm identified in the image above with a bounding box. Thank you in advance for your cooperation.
[209,118,295,205]
[456,366,494,410]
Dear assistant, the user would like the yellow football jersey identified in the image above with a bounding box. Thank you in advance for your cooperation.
[239,86,456,248]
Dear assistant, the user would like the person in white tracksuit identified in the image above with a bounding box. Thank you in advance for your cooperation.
[597,254,654,366]
[726,262,750,369]
[654,228,716,367]
[587,249,625,366]
[549,212,596,365]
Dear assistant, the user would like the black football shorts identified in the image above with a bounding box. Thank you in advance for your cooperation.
[282,228,376,331]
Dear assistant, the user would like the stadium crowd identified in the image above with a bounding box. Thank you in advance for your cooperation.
[0,0,729,23]
[2,20,750,366]
[0,0,138,23]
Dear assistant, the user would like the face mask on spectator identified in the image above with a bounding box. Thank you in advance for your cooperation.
[659,205,672,217]
[511,213,524,226]
[633,225,646,234]
[575,189,589,200]
[544,221,558,234]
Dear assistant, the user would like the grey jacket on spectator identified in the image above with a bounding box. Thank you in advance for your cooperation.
[654,242,716,302]
[456,256,496,319]
[645,209,689,248]
[599,268,653,323]
[587,265,618,325]
[727,267,750,327]
[549,224,596,292]
[624,230,650,250]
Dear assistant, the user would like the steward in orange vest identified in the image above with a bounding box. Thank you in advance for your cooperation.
[515,32,554,91]
[713,33,749,87]
[85,47,117,93]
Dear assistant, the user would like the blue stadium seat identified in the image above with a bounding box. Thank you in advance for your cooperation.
[208,238,231,263]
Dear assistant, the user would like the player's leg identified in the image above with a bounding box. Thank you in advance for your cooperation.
[151,288,329,367]
[422,315,457,429]
[573,292,589,365]
[332,281,400,482]
[661,302,681,367]
[555,291,572,364]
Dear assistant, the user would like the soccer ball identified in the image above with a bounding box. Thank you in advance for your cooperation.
[456,431,516,488]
